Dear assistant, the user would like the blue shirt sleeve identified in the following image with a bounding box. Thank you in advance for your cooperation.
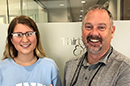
[50,60,62,86]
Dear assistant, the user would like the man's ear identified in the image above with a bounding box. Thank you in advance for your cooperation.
[111,26,115,39]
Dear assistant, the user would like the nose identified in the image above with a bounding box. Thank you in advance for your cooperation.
[90,27,99,36]
[21,34,29,42]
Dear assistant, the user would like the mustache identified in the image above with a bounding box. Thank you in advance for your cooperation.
[87,35,102,43]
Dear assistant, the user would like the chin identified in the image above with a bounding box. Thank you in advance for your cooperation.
[87,46,102,54]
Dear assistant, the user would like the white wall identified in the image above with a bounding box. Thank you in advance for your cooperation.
[0,21,130,81]
[38,22,83,80]
[0,24,8,59]
[111,21,130,57]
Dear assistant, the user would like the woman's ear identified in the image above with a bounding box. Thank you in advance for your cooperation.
[10,37,14,45]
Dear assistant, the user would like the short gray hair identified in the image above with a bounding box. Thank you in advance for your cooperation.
[82,5,113,28]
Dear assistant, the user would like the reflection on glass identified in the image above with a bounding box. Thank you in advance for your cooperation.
[0,0,130,23]
[0,0,7,24]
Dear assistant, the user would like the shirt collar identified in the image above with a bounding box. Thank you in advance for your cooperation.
[82,46,113,67]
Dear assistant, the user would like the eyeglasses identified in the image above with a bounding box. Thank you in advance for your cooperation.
[11,31,36,38]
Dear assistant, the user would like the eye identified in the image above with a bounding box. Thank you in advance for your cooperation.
[12,33,23,37]
[85,25,93,30]
[26,32,34,36]
[97,26,106,31]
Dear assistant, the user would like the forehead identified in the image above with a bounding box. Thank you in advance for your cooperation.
[84,9,111,25]
[13,24,33,32]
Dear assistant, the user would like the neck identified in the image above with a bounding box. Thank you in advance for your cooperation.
[87,47,110,65]
[87,54,101,64]
[13,54,37,66]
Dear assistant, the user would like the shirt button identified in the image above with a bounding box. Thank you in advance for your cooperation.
[85,77,87,80]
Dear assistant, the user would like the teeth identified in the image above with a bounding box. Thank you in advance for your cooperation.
[22,45,29,47]
[90,39,99,42]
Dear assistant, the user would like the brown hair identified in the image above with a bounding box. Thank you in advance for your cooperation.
[3,15,46,59]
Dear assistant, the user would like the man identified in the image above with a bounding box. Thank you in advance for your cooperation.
[63,5,130,86]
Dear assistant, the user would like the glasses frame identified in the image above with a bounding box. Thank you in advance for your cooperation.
[11,31,36,38]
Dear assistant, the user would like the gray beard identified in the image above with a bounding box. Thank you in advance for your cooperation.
[87,45,102,54]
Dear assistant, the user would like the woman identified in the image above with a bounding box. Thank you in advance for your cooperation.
[0,15,61,86]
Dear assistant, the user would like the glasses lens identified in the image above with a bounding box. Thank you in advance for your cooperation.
[26,31,35,37]
[12,33,23,37]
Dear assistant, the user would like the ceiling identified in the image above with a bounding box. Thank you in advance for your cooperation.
[34,0,109,22]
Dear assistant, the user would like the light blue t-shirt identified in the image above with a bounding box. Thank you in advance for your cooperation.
[0,57,61,86]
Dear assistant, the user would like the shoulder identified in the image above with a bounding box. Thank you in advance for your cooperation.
[66,56,81,65]
[0,58,12,67]
[0,58,14,71]
[112,49,130,66]
[65,56,82,71]
[39,57,56,65]
[38,57,59,69]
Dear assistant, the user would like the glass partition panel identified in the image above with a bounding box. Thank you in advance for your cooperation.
[1,0,130,23]
[23,0,48,23]
[33,0,130,22]
[8,0,20,23]
[0,0,7,24]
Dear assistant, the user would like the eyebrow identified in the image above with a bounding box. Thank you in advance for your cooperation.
[84,23,107,26]
[98,23,107,26]
[13,31,33,33]
[84,23,91,25]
